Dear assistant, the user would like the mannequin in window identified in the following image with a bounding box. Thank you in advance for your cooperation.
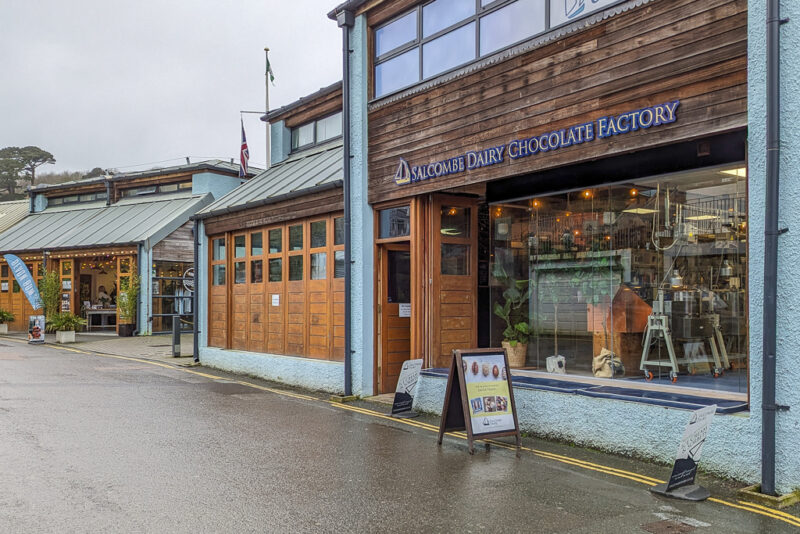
[96,285,111,307]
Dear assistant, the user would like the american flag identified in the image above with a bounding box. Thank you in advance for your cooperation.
[239,119,249,177]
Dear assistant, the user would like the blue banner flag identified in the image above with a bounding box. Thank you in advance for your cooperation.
[4,254,43,309]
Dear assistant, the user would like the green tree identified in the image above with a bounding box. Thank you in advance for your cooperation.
[83,167,106,179]
[0,157,23,195]
[0,146,56,186]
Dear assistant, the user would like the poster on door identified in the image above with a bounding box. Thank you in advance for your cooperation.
[462,352,515,435]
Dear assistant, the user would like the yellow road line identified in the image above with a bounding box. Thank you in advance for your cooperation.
[27,341,800,528]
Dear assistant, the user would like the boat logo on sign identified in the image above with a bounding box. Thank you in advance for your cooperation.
[394,158,411,185]
[565,0,585,19]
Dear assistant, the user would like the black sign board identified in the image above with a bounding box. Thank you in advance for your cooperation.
[437,348,521,455]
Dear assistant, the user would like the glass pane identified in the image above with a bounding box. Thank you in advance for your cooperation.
[291,122,314,149]
[234,235,246,258]
[334,217,345,245]
[61,261,72,276]
[119,258,130,274]
[422,22,475,79]
[316,112,342,142]
[213,264,226,285]
[289,225,303,251]
[376,10,417,56]
[442,244,469,275]
[387,250,411,303]
[379,206,411,238]
[251,232,263,256]
[311,220,326,248]
[375,48,420,97]
[335,250,345,278]
[423,0,475,37]
[234,261,246,284]
[269,258,282,282]
[269,229,282,254]
[213,238,226,260]
[13,280,20,293]
[441,206,471,237]
[251,259,263,283]
[480,0,547,56]
[311,253,327,280]
[1,264,7,277]
[289,256,303,281]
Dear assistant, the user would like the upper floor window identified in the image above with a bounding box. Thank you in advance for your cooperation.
[121,182,192,198]
[48,191,108,206]
[290,111,343,151]
[374,0,548,98]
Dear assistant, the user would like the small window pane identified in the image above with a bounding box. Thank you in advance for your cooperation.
[441,206,471,237]
[1,265,8,277]
[13,281,20,293]
[291,123,314,149]
[234,262,246,284]
[334,217,345,245]
[311,221,326,248]
[251,232,263,256]
[422,22,475,79]
[269,229,282,253]
[379,206,411,238]
[213,264,226,285]
[316,112,342,142]
[442,244,469,275]
[213,238,226,260]
[480,0,547,56]
[376,10,417,56]
[79,193,96,202]
[387,250,411,303]
[375,48,420,98]
[334,250,345,278]
[289,256,303,281]
[269,258,282,282]
[423,0,475,37]
[289,225,303,251]
[311,253,327,280]
[234,235,246,258]
[160,184,179,193]
[251,260,263,283]
[61,261,72,276]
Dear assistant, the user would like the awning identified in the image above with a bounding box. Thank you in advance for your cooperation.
[0,193,213,254]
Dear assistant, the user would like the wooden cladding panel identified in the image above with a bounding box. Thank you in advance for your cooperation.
[153,221,194,262]
[270,86,342,128]
[366,0,747,205]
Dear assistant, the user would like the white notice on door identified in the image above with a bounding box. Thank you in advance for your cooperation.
[271,294,280,307]
[398,303,411,317]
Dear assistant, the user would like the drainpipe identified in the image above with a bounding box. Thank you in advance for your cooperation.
[762,0,788,497]
[337,8,354,397]
[193,219,200,363]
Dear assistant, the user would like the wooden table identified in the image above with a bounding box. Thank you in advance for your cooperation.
[85,309,117,331]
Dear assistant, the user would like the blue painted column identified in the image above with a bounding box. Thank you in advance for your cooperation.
[347,14,374,397]
[196,220,209,350]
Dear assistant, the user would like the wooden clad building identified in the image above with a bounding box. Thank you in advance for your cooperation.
[197,83,346,363]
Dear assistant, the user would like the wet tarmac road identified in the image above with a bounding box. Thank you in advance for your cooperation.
[1,340,797,533]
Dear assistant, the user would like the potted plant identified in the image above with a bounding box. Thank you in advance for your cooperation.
[46,312,86,343]
[117,274,140,337]
[492,265,532,368]
[0,309,14,334]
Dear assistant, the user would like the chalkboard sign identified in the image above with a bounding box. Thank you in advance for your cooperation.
[437,348,521,455]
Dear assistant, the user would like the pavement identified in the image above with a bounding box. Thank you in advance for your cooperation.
[1,335,800,532]
[1,331,195,359]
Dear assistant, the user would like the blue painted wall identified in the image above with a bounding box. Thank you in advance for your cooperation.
[271,120,291,166]
[192,172,245,201]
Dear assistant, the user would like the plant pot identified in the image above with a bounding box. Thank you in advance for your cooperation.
[118,324,135,337]
[502,341,528,368]
[55,330,75,344]
[0,323,8,334]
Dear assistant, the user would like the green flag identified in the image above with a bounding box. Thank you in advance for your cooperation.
[266,58,275,85]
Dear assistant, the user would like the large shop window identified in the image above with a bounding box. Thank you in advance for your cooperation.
[152,260,193,333]
[207,213,345,360]
[374,0,547,98]
[490,164,749,393]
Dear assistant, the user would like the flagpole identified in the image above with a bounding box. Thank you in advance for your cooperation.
[265,47,271,169]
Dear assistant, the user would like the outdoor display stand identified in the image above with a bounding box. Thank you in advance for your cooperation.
[28,315,45,344]
[391,359,423,418]
[437,348,521,455]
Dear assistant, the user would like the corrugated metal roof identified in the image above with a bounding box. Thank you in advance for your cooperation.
[0,200,30,234]
[197,140,343,218]
[0,193,213,253]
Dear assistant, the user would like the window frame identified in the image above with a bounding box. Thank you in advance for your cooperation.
[373,0,552,99]
[289,111,344,153]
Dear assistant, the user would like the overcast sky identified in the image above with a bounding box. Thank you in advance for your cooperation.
[0,1,342,174]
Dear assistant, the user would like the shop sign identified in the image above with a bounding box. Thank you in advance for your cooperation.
[391,358,423,417]
[3,254,42,309]
[666,404,717,492]
[550,0,625,28]
[437,348,521,455]
[28,315,45,344]
[182,267,194,292]
[394,100,680,186]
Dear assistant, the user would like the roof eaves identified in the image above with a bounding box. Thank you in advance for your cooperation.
[262,80,343,122]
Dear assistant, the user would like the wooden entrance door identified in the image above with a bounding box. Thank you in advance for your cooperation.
[378,243,411,394]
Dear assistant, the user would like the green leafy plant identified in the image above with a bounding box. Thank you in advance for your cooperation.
[38,270,61,319]
[117,274,140,323]
[46,312,86,332]
[492,264,532,346]
[0,309,14,323]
